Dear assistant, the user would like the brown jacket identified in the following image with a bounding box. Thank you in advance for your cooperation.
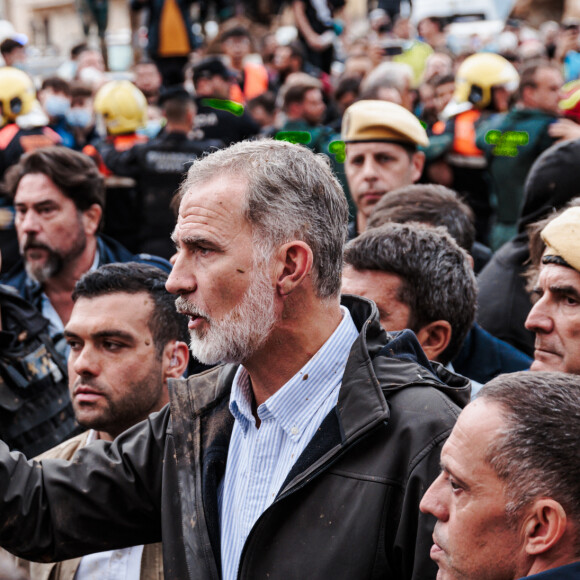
[18,431,164,580]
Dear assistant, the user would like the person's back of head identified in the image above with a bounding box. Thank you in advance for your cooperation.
[367,183,476,252]
[158,87,195,129]
[247,91,276,127]
[360,62,414,106]
[343,222,477,363]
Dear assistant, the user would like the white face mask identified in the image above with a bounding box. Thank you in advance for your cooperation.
[137,119,164,139]
[66,107,93,128]
[44,95,71,118]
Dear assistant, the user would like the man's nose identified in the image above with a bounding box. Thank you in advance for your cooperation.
[70,345,100,377]
[166,253,197,296]
[18,210,41,233]
[525,297,554,334]
[419,473,449,522]
[361,158,378,180]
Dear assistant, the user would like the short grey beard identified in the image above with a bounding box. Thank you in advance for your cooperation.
[24,250,63,283]
[22,215,87,284]
[176,262,278,365]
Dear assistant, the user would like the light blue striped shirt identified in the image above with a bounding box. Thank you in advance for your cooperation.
[218,306,359,580]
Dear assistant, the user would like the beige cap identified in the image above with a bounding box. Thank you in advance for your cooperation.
[342,100,429,147]
[541,206,580,271]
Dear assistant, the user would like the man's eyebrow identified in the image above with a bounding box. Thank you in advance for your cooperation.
[173,235,221,250]
[15,200,57,209]
[64,329,136,343]
[549,285,580,300]
[439,461,470,490]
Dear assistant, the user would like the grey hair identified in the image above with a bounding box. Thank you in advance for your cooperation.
[479,371,580,555]
[177,139,349,299]
[343,222,477,363]
[361,61,414,97]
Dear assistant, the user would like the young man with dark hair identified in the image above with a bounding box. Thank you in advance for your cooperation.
[365,183,532,385]
[16,262,189,579]
[343,222,477,367]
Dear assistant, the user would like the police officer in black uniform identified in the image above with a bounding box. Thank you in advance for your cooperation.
[0,256,77,457]
[99,87,224,259]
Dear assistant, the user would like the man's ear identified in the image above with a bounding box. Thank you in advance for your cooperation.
[410,150,426,183]
[275,241,313,297]
[82,203,102,236]
[414,319,452,362]
[523,499,568,556]
[163,341,189,378]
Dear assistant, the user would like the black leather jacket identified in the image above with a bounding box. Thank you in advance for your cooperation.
[0,296,469,579]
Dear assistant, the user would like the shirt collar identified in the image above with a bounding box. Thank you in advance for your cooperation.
[229,306,358,441]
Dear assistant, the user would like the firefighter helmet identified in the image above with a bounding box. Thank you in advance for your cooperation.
[0,67,36,125]
[94,80,148,135]
[453,53,519,110]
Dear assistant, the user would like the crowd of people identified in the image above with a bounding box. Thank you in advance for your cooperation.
[0,2,580,579]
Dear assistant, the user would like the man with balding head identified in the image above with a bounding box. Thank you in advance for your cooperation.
[421,371,580,580]
[342,100,429,239]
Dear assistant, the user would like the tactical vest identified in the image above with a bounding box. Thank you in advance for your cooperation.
[0,285,78,457]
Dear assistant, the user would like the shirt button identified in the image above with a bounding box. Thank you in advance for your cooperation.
[291,426,299,436]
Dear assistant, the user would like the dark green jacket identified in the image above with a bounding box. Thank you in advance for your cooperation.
[476,108,556,249]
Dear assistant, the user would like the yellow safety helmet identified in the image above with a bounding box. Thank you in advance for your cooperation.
[0,67,36,125]
[94,80,148,135]
[453,53,519,110]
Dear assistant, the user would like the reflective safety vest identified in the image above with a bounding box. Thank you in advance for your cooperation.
[452,109,483,157]
[230,62,269,104]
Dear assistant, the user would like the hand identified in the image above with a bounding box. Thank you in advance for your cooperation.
[308,31,335,51]
[548,118,580,142]
[554,29,579,62]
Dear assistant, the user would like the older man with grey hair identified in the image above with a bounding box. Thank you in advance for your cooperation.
[525,206,580,374]
[0,140,468,580]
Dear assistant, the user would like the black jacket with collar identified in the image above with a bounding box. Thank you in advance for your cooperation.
[0,296,469,579]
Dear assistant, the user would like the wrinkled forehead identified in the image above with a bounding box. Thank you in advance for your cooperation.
[537,260,580,289]
[174,176,252,241]
[178,175,249,214]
